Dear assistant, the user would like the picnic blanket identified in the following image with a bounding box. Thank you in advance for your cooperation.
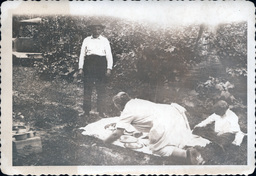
[80,117,210,155]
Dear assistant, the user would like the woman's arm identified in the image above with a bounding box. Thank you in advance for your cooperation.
[104,128,124,144]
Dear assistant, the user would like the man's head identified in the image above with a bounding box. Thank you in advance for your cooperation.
[113,92,131,111]
[89,21,105,38]
[212,100,229,116]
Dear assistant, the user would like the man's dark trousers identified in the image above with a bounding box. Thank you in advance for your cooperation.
[193,124,235,149]
[83,55,107,115]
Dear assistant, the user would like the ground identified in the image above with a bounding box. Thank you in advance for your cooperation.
[13,66,247,166]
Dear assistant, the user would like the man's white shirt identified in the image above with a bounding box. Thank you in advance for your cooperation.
[196,109,241,134]
[79,35,113,69]
[196,109,245,145]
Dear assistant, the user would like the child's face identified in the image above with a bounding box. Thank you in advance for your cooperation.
[215,107,227,117]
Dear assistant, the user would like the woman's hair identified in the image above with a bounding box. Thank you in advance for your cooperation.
[113,92,131,111]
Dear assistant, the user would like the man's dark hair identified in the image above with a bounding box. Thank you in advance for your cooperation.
[213,100,229,116]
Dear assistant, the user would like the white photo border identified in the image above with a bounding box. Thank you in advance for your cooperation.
[1,1,255,175]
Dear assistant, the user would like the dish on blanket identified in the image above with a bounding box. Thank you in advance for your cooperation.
[124,142,143,149]
[120,135,138,143]
[104,123,116,131]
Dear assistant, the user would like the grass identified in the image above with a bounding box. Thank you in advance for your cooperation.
[13,66,247,166]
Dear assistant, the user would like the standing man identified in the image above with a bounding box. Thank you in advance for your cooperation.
[78,21,113,117]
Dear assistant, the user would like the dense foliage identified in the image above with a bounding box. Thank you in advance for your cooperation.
[13,14,247,115]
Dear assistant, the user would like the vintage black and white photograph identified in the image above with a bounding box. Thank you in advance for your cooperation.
[1,1,255,175]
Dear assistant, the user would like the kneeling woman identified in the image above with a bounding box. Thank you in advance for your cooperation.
[104,92,204,165]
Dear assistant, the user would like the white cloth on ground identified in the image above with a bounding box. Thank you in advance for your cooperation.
[80,117,209,156]
[80,117,119,140]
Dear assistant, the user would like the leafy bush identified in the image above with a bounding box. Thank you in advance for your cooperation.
[13,15,247,109]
